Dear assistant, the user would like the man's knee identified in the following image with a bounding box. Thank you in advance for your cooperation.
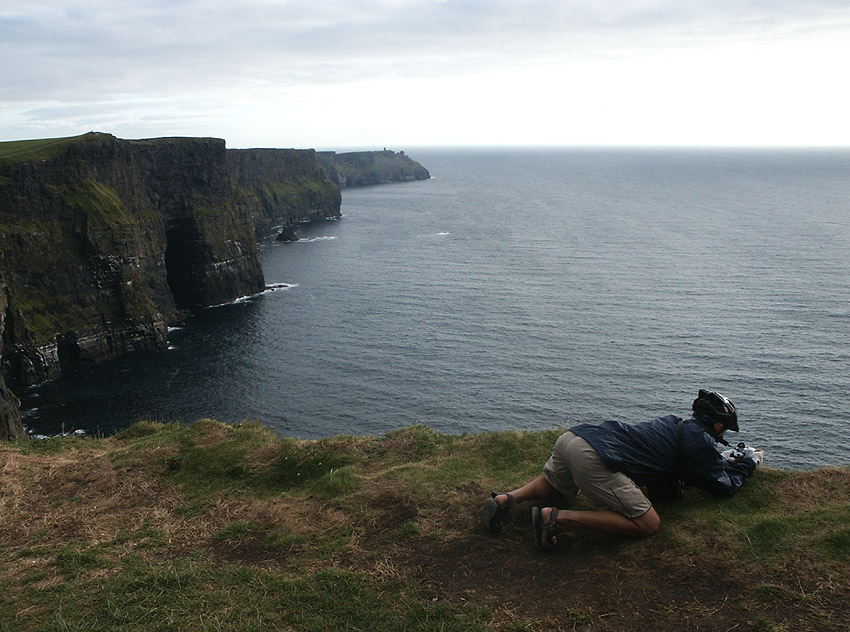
[633,508,661,536]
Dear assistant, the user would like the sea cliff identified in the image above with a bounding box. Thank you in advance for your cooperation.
[0,133,429,439]
[317,149,430,188]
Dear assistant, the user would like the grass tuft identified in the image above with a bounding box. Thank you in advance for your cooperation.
[54,547,110,578]
[271,436,355,489]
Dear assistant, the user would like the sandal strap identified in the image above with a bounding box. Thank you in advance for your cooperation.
[547,507,558,530]
[532,506,559,551]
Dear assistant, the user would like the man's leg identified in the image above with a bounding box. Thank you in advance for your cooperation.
[541,505,660,539]
[493,431,581,510]
[549,434,660,540]
[492,475,560,509]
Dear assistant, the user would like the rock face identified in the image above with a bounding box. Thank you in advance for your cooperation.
[228,148,342,239]
[317,150,430,188]
[0,133,429,439]
[0,279,24,440]
[0,133,220,389]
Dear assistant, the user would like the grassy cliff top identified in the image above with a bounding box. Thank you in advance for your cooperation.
[0,133,232,170]
[0,132,101,165]
[1,420,848,631]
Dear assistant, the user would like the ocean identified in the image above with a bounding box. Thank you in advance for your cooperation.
[18,147,850,470]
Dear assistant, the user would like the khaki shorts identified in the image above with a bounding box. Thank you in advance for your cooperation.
[542,431,652,519]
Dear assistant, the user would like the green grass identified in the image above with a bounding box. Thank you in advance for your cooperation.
[263,174,339,204]
[0,133,92,165]
[5,548,490,632]
[742,504,850,561]
[272,434,357,489]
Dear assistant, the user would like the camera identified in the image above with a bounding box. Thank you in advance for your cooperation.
[731,442,751,460]
[722,442,761,465]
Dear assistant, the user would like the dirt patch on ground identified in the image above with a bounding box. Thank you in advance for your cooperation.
[383,509,748,631]
[342,489,847,631]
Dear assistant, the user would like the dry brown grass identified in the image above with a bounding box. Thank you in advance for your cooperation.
[776,467,850,509]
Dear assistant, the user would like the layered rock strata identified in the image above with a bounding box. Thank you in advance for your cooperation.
[228,148,342,239]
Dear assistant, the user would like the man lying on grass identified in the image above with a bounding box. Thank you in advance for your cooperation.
[480,389,764,550]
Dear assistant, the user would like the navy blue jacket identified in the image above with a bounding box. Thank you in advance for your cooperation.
[570,415,756,497]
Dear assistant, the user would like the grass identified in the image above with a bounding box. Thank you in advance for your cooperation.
[1,420,848,631]
[0,133,93,165]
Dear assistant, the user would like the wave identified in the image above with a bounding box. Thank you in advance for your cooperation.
[207,283,297,308]
[296,236,338,243]
[416,232,451,239]
[233,283,298,303]
[25,425,85,440]
[263,282,298,293]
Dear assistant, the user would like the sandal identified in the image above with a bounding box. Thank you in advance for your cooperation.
[479,491,514,533]
[532,506,559,551]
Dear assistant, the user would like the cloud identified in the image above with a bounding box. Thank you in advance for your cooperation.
[2,1,849,145]
[6,1,842,91]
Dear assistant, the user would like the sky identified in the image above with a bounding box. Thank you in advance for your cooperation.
[2,0,849,149]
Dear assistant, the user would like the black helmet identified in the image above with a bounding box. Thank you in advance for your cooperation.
[692,389,738,431]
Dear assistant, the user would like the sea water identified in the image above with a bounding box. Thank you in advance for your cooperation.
[18,148,850,470]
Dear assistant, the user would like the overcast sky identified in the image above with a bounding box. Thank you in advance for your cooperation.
[2,1,849,149]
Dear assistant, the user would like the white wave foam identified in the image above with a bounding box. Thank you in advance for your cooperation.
[297,236,337,243]
[416,231,451,239]
[23,423,85,439]
[206,283,296,308]
[263,282,298,293]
